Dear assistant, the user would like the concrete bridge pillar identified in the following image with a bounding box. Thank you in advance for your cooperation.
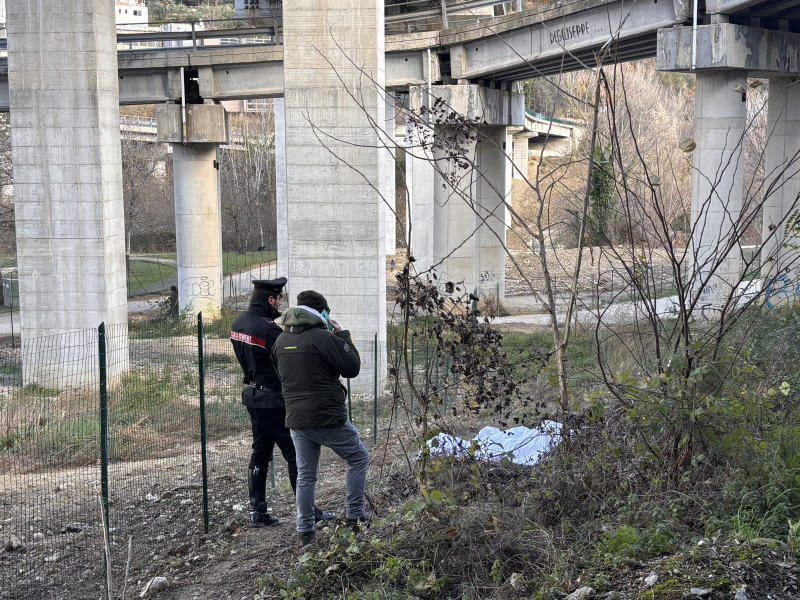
[761,78,800,306]
[7,0,128,378]
[690,71,746,315]
[432,127,479,292]
[512,135,529,180]
[156,104,228,318]
[406,120,436,273]
[282,0,386,392]
[410,84,523,301]
[275,98,288,290]
[384,93,397,256]
[475,127,512,300]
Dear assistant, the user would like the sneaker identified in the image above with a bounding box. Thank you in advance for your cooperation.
[298,530,316,547]
[314,506,336,523]
[250,511,279,527]
[345,516,370,533]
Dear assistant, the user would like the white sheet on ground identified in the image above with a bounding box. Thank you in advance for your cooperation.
[426,421,560,465]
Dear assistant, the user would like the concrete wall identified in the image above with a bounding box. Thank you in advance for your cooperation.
[8,0,128,378]
[282,0,386,391]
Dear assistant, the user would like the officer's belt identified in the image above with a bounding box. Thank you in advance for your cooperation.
[247,382,274,392]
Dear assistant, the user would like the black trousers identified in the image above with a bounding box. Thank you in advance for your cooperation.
[247,406,298,482]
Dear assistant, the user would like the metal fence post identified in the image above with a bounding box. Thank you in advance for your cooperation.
[197,313,210,535]
[373,333,378,444]
[410,336,415,415]
[393,334,399,421]
[98,323,110,538]
[444,353,450,410]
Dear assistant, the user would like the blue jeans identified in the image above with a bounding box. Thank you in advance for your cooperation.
[290,420,369,533]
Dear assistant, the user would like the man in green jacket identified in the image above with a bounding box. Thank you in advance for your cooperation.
[271,290,369,546]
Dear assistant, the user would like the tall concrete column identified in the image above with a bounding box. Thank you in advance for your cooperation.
[275,98,289,291]
[384,93,397,255]
[8,0,128,378]
[157,104,228,318]
[433,127,478,291]
[406,120,435,272]
[283,0,386,391]
[690,71,746,314]
[761,78,800,306]
[474,127,511,300]
[512,135,529,180]
[172,144,223,316]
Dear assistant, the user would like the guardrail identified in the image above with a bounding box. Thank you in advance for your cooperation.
[525,109,585,128]
[0,1,520,52]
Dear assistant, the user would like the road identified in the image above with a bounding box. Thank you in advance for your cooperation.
[2,277,763,338]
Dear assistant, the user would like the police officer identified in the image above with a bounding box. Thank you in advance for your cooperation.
[230,278,334,527]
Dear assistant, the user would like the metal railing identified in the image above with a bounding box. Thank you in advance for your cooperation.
[0,1,522,52]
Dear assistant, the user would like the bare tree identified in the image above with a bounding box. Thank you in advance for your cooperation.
[220,108,277,254]
[0,115,15,254]
[121,136,172,258]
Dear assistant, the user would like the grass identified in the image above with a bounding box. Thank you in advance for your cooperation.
[127,259,178,292]
[140,250,277,274]
[0,254,15,270]
[128,250,278,293]
[0,361,21,376]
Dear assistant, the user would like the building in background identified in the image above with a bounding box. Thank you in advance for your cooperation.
[115,0,149,31]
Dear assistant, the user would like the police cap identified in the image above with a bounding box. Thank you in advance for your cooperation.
[252,277,287,295]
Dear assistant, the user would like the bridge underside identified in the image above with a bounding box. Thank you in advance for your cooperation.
[712,0,800,21]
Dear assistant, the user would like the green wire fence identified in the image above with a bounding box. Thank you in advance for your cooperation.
[0,316,459,598]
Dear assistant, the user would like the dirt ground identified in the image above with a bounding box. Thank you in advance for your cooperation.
[1,429,407,600]
[1,331,405,600]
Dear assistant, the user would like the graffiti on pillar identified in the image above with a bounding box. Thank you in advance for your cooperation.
[765,271,800,308]
[182,276,216,300]
[698,283,722,320]
[479,271,501,284]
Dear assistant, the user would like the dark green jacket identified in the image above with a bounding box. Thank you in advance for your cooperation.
[270,307,361,429]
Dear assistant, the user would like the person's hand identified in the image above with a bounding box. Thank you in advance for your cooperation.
[329,318,342,333]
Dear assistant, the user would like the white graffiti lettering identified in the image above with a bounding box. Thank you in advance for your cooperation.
[549,22,592,45]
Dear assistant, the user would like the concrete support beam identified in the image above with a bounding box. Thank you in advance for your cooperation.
[283,0,386,392]
[690,71,747,315]
[157,104,228,317]
[8,0,128,378]
[761,78,800,306]
[658,24,800,77]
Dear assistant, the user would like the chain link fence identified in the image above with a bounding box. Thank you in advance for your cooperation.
[1,317,452,599]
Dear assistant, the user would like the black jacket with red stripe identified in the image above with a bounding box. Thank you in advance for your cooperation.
[230,300,284,409]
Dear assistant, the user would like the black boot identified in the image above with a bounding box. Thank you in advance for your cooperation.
[248,466,279,527]
[345,516,370,533]
[290,473,335,523]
